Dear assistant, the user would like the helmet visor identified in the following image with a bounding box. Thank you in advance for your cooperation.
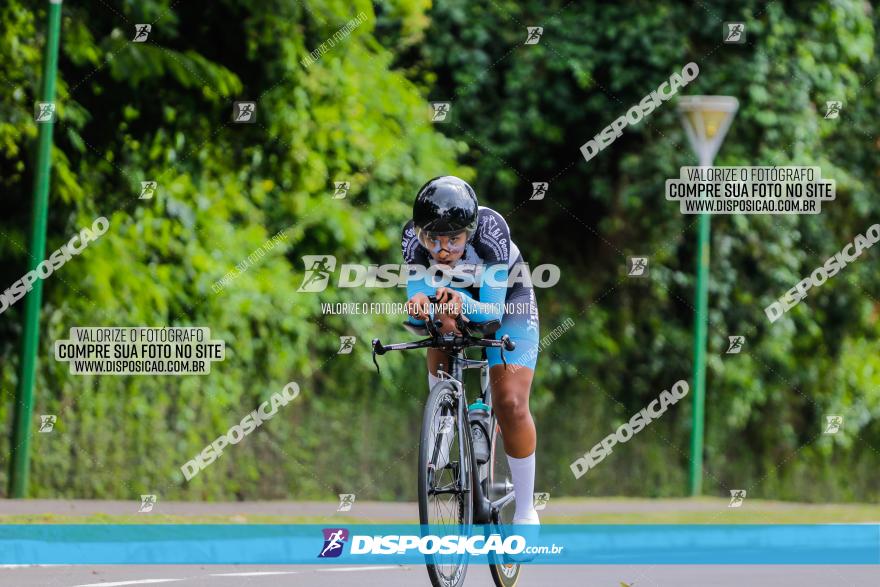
[415,226,474,255]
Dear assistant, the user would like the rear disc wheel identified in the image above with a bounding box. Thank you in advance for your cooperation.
[487,417,521,587]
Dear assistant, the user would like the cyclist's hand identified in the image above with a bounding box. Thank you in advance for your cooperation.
[406,293,431,321]
[434,287,462,316]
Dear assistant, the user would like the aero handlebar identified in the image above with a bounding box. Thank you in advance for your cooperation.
[371,295,515,374]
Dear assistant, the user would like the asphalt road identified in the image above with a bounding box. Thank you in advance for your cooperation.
[2,563,878,587]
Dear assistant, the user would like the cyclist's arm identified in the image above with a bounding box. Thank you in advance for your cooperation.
[455,263,507,322]
[405,266,434,325]
[454,208,511,322]
[406,264,507,323]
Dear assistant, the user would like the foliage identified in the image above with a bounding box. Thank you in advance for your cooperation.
[412,0,880,500]
[0,0,878,502]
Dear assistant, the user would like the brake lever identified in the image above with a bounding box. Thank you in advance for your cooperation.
[423,311,441,338]
[372,350,380,375]
[455,314,467,335]
[499,335,514,370]
[371,338,384,375]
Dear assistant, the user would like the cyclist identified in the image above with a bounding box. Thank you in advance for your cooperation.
[403,175,540,526]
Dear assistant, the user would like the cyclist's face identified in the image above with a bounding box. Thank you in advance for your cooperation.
[423,232,467,263]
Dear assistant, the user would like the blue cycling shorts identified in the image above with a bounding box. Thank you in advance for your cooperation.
[485,287,540,370]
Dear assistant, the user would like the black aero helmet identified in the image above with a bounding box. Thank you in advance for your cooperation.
[412,176,479,247]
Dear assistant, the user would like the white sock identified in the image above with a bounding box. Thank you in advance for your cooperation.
[428,372,441,390]
[506,452,536,520]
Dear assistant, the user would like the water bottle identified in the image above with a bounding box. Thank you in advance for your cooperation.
[468,400,491,464]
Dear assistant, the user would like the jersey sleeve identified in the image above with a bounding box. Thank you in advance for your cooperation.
[470,207,511,265]
[456,264,507,322]
[401,220,429,266]
[454,208,511,322]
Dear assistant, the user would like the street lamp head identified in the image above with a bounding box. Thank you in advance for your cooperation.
[678,95,739,166]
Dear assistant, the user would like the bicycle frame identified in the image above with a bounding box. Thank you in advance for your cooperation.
[373,295,521,586]
[373,309,517,525]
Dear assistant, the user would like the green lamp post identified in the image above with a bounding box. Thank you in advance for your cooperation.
[677,95,738,497]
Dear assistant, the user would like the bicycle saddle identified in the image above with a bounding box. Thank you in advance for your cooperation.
[463,319,501,338]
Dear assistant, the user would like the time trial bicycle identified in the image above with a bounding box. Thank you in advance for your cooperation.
[372,295,522,587]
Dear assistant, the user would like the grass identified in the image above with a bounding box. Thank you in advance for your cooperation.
[1,498,877,524]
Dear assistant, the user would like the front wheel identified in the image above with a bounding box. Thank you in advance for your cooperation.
[418,379,473,587]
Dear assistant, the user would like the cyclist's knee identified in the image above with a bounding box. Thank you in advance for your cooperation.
[492,386,530,420]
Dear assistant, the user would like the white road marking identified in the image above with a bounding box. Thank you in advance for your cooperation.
[210,571,299,577]
[72,580,184,587]
[0,564,67,568]
[317,566,403,572]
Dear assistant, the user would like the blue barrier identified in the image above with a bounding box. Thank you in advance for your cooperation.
[0,524,877,565]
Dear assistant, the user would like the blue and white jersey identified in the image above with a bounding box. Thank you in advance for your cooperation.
[401,206,529,322]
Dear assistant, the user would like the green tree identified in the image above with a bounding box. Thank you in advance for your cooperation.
[410,0,880,499]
